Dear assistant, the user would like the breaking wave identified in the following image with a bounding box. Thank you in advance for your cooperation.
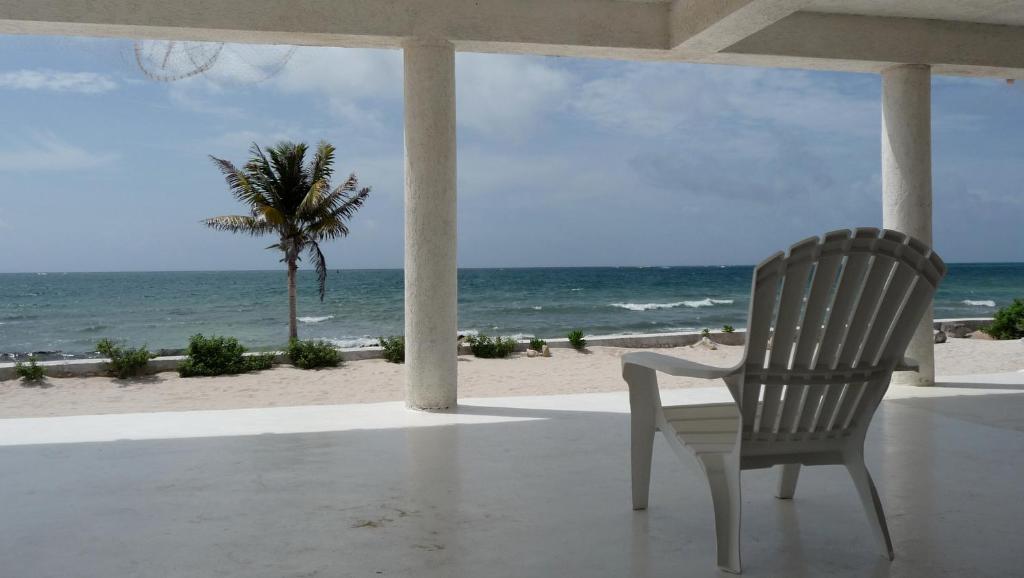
[298,315,334,323]
[327,336,379,348]
[610,298,734,312]
[961,299,996,307]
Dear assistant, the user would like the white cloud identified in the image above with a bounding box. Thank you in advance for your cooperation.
[0,69,117,93]
[0,133,119,172]
[179,45,573,137]
[572,63,878,138]
[456,53,573,138]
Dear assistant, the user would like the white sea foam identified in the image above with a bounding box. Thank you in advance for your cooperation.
[532,306,543,310]
[298,315,334,323]
[327,336,379,348]
[610,298,734,311]
[962,299,996,307]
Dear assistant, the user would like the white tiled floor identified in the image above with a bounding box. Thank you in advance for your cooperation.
[1,373,1022,577]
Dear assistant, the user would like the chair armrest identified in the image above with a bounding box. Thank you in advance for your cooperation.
[895,357,919,372]
[621,351,742,380]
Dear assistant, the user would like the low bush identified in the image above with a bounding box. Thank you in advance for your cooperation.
[722,325,735,333]
[379,336,405,364]
[985,299,1024,340]
[466,334,517,358]
[96,338,154,379]
[178,334,274,377]
[701,328,711,338]
[15,356,45,383]
[288,339,341,369]
[567,329,586,350]
[528,337,547,352]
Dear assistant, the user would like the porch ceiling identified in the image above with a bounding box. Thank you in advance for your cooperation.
[1,0,1023,78]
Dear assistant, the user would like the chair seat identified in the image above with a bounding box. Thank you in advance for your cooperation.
[661,402,740,455]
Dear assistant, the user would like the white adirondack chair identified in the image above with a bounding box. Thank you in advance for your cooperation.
[622,228,946,573]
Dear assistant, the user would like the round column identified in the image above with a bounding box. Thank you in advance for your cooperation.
[403,39,458,409]
[882,64,935,386]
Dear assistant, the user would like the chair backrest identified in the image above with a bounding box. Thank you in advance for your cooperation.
[735,228,946,445]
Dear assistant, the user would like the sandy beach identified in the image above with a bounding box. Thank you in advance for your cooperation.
[0,337,1020,419]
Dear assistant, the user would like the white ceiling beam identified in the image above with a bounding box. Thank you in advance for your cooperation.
[723,12,1024,73]
[0,0,670,52]
[669,0,809,53]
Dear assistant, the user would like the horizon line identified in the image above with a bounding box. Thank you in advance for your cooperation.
[1,261,1022,275]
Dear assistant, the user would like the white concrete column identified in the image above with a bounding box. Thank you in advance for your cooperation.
[403,39,458,409]
[882,64,934,386]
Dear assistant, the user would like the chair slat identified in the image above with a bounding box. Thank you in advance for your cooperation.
[759,384,784,433]
[835,380,869,431]
[769,238,818,370]
[859,264,917,366]
[741,381,762,433]
[837,255,896,368]
[815,383,846,432]
[796,384,827,432]
[878,279,933,365]
[792,231,850,370]
[817,241,874,369]
[777,384,807,434]
[745,255,784,370]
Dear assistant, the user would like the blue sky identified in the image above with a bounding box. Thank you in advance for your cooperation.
[0,35,1021,272]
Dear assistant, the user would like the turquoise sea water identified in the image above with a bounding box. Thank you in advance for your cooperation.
[1,263,1021,359]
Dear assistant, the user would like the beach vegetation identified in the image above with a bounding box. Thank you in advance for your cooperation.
[96,339,153,379]
[205,141,370,341]
[466,334,517,358]
[178,334,275,377]
[15,356,45,384]
[288,339,341,369]
[528,337,547,352]
[722,325,735,333]
[701,328,711,338]
[984,299,1024,340]
[379,336,405,364]
[567,329,586,350]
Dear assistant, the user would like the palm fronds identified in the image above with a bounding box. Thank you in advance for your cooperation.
[205,140,371,316]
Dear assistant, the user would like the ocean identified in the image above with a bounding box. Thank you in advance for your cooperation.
[1,263,1021,359]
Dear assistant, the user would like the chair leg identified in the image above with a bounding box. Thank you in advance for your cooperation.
[775,464,800,499]
[624,365,657,510]
[844,456,894,561]
[700,454,742,574]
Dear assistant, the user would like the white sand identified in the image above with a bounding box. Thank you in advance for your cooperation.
[1,338,1020,419]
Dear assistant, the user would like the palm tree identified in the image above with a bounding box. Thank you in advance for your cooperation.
[205,141,370,341]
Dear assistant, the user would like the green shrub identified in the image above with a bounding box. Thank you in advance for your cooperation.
[567,329,586,350]
[288,339,341,369]
[985,299,1024,340]
[379,336,405,364]
[178,334,274,377]
[701,328,711,338]
[528,337,547,352]
[96,338,153,379]
[466,334,517,358]
[15,356,45,383]
[722,325,735,333]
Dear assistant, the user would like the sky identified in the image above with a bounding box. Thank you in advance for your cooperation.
[0,35,1021,273]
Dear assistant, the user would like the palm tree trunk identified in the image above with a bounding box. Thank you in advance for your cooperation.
[287,257,298,341]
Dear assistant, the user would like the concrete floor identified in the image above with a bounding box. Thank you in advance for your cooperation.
[1,375,1023,577]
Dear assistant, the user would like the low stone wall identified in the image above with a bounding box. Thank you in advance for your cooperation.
[0,318,993,381]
